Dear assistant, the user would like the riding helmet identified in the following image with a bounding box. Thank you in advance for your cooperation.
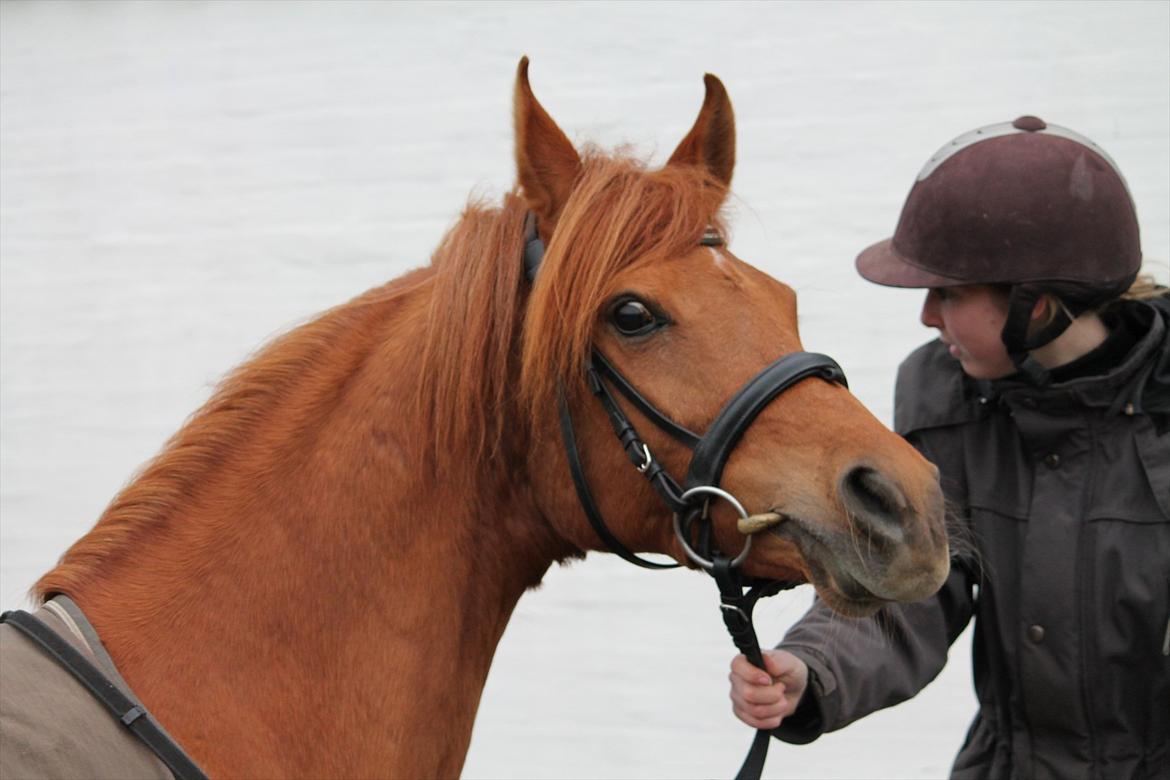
[856,116,1143,376]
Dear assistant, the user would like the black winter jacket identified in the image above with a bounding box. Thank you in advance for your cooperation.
[774,297,1170,780]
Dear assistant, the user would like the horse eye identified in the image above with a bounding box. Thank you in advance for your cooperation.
[610,299,660,336]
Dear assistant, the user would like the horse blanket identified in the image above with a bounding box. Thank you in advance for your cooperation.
[0,596,175,779]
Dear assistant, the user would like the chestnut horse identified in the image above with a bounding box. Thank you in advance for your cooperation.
[11,59,948,778]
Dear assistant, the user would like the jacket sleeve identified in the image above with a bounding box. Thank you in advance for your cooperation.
[771,348,978,743]
[772,547,975,743]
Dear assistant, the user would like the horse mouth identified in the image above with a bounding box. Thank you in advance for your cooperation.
[804,561,887,618]
[764,520,889,618]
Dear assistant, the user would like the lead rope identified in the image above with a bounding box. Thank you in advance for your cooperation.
[565,360,790,776]
[711,557,794,780]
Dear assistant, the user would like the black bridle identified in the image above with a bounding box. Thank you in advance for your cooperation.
[523,213,847,779]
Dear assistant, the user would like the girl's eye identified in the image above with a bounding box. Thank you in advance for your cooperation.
[610,299,660,336]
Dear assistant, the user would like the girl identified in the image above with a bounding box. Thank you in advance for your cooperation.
[729,116,1170,779]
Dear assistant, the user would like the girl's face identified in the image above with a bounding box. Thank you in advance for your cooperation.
[920,284,1016,379]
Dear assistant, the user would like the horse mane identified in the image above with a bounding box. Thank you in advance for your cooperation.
[519,151,726,415]
[33,273,430,601]
[35,148,725,601]
[416,149,725,471]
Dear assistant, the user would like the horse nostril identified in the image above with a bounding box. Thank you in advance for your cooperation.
[840,465,908,543]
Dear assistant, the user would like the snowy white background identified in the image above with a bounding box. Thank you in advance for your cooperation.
[2,2,1167,778]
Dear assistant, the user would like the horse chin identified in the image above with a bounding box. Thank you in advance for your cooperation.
[764,524,889,619]
[733,529,808,584]
[808,580,887,619]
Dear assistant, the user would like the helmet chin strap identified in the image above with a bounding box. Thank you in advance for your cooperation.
[1002,284,1074,385]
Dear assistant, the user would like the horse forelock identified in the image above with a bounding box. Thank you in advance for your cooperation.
[519,152,728,419]
[413,152,725,477]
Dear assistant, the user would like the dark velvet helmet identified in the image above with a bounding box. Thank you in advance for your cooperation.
[856,116,1141,292]
[857,117,1143,382]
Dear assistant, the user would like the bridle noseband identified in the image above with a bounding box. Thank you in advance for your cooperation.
[522,212,847,779]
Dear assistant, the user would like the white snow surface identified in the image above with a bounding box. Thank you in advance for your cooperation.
[1,2,1167,778]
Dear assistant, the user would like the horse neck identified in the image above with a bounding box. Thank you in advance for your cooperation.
[65,280,573,777]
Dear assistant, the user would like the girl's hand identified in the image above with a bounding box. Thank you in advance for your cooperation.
[729,649,809,729]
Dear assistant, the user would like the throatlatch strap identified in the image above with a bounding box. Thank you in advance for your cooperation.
[556,392,681,570]
[0,610,209,780]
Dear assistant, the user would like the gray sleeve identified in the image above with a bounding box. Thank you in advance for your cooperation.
[770,419,976,744]
[771,560,975,743]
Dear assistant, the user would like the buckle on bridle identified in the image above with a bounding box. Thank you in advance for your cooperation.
[634,443,653,474]
[719,602,750,628]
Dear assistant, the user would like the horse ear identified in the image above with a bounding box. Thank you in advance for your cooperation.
[514,57,582,235]
[667,73,735,189]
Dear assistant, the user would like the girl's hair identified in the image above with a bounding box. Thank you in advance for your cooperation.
[1032,272,1166,327]
[1121,272,1169,301]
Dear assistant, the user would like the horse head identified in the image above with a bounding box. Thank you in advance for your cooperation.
[514,57,949,616]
